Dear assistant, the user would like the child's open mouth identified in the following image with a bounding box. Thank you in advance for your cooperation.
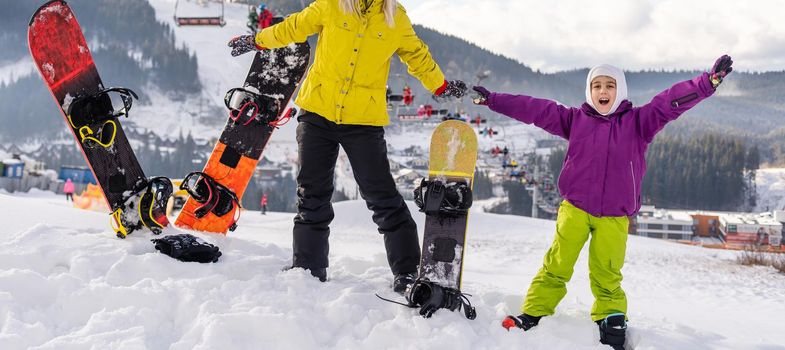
[599,98,610,106]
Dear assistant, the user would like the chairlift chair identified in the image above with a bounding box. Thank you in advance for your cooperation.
[174,0,226,27]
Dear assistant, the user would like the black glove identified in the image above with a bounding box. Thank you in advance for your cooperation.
[709,54,733,88]
[472,85,491,105]
[227,35,264,57]
[152,233,222,263]
[434,80,467,101]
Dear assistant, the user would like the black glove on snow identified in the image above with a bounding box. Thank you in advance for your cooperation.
[709,54,733,88]
[227,35,265,57]
[152,233,222,263]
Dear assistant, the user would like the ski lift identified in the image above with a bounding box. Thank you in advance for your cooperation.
[472,115,487,128]
[389,73,423,121]
[442,111,467,122]
[502,158,519,169]
[479,126,499,137]
[389,85,415,108]
[489,145,504,157]
[509,168,526,178]
[174,0,226,27]
[402,85,414,106]
[387,86,404,111]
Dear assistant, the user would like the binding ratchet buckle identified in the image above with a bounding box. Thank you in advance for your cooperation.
[65,87,138,149]
[224,87,293,129]
[181,172,242,231]
[413,179,473,217]
[110,176,173,238]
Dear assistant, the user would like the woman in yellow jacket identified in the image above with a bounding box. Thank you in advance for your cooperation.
[229,0,467,291]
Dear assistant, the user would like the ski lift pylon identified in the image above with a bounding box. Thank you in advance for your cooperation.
[174,0,226,27]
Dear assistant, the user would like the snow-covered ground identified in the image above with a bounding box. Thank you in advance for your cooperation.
[1,190,783,349]
[757,168,785,212]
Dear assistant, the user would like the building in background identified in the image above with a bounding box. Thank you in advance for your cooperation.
[2,159,24,179]
[633,206,694,240]
[632,207,784,248]
[719,214,782,247]
[58,166,96,184]
[691,212,721,239]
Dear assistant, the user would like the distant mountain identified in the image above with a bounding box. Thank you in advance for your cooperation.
[401,27,785,140]
[0,0,200,142]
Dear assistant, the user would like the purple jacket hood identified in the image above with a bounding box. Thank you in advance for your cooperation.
[486,73,715,217]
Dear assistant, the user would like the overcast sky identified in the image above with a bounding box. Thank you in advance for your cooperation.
[398,0,785,73]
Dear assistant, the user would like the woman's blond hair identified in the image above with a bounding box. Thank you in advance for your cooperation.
[339,0,397,27]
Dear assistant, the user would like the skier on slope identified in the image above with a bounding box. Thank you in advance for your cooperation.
[247,6,258,33]
[473,55,733,349]
[257,3,274,31]
[63,178,75,202]
[227,0,467,292]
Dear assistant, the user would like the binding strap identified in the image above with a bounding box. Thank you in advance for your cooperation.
[180,172,241,231]
[376,278,476,320]
[66,87,138,149]
[110,208,129,239]
[224,87,282,127]
[76,120,117,149]
[413,179,472,217]
[111,177,173,238]
[136,177,173,231]
[66,87,138,125]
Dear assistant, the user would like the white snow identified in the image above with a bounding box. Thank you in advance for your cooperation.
[756,168,785,212]
[1,191,783,349]
[4,3,785,347]
[0,58,35,85]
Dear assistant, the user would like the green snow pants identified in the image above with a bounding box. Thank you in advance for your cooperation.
[522,200,629,321]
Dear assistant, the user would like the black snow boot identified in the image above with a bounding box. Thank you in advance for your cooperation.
[501,313,542,331]
[597,313,627,350]
[393,272,416,295]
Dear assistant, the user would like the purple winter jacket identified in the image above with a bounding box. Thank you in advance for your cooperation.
[486,73,716,217]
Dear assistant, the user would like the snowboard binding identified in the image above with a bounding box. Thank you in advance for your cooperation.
[180,172,242,231]
[65,87,138,149]
[377,278,476,320]
[111,176,174,238]
[414,179,473,217]
[224,87,293,131]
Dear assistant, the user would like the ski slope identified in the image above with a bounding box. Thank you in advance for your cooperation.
[0,191,783,349]
[757,168,785,212]
[135,0,301,164]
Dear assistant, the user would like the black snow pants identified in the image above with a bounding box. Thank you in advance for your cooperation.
[292,111,420,275]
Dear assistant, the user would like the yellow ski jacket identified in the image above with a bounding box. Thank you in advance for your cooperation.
[255,0,446,126]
